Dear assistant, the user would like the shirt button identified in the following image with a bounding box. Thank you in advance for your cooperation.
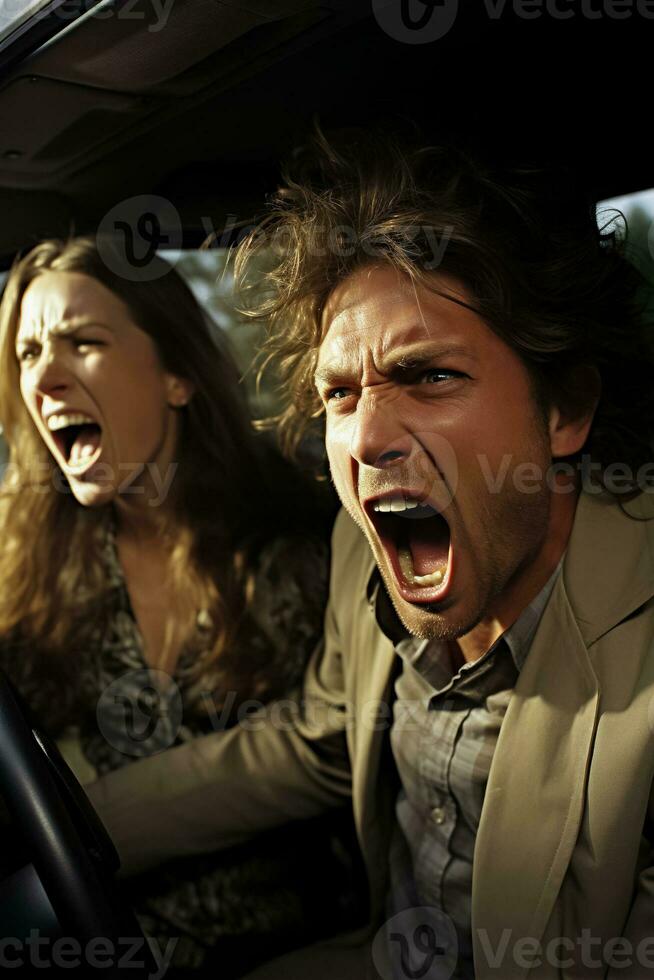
[431,806,446,825]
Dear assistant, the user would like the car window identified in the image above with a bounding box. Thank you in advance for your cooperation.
[161,248,274,418]
[596,188,654,282]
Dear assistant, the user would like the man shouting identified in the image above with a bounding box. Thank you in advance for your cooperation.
[89,131,654,980]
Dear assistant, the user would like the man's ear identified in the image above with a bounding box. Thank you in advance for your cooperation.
[166,375,195,408]
[548,364,601,458]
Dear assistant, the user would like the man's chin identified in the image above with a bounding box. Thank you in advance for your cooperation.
[393,591,463,641]
[376,559,462,642]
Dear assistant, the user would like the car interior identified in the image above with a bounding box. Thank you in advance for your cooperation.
[0,0,653,260]
[0,0,651,973]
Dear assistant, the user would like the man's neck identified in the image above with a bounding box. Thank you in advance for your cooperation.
[453,484,580,664]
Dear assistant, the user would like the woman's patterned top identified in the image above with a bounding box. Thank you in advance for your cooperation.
[1,517,365,975]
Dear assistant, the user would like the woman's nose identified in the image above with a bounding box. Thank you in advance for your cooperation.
[30,347,70,398]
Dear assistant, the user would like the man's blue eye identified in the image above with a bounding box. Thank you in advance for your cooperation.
[419,369,459,384]
[327,388,350,400]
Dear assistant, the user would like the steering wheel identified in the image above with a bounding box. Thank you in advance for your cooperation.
[0,669,157,976]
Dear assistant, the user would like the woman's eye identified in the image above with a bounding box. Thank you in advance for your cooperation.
[74,338,103,350]
[17,347,38,363]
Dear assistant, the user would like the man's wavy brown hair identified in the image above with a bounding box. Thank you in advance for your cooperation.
[235,128,654,497]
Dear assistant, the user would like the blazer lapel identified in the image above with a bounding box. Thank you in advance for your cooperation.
[472,490,654,979]
[354,597,399,924]
[472,579,599,979]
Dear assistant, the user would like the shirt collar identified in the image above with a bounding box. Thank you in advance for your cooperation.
[501,556,563,671]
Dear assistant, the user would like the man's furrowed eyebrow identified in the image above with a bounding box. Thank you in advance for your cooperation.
[389,343,478,370]
[314,342,477,389]
[314,366,352,392]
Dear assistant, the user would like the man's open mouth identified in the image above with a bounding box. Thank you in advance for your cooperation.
[365,493,453,602]
[46,411,103,474]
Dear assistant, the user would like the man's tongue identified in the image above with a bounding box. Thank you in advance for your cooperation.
[409,518,449,572]
[69,425,101,466]
[398,517,449,581]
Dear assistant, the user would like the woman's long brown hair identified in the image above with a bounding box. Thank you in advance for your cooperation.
[0,237,325,729]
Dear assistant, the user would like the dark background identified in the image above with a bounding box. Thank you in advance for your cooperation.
[0,0,650,263]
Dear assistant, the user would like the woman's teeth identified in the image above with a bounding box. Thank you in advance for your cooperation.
[398,544,444,587]
[47,412,96,431]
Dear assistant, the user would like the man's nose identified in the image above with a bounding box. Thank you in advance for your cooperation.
[348,389,413,469]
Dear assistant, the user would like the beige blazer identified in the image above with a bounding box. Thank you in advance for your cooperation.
[87,489,654,980]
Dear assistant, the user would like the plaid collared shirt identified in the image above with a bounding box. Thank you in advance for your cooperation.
[374,557,564,979]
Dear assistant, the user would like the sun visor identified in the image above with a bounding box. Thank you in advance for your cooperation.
[0,0,329,188]
[0,76,144,181]
[21,0,325,94]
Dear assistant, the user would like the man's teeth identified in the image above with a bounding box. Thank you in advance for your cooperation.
[373,496,420,513]
[398,545,444,587]
[47,412,95,432]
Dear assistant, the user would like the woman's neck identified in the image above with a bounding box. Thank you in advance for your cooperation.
[113,498,169,547]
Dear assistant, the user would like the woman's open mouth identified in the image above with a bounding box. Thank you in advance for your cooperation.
[365,493,454,604]
[46,411,103,475]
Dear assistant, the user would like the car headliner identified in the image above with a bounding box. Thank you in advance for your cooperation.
[0,0,649,265]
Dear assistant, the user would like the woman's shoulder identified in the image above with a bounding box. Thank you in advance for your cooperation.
[256,530,330,584]
[233,528,332,694]
[251,530,330,628]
